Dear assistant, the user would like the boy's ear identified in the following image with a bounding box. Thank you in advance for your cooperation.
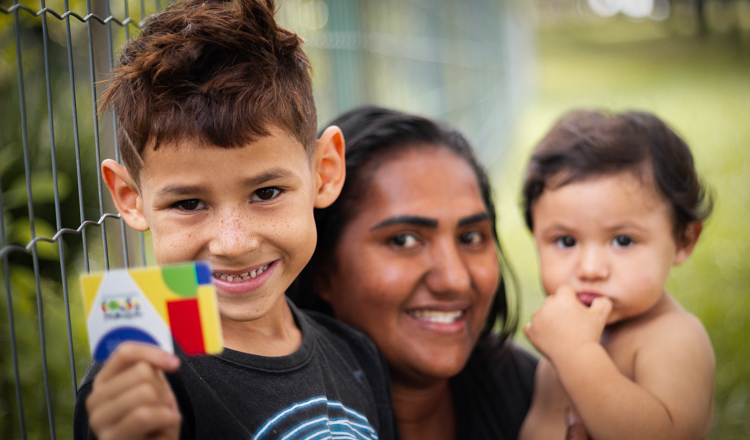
[313,126,346,209]
[101,159,149,232]
[674,221,703,265]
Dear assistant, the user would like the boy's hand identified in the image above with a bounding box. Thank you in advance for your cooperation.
[525,285,612,364]
[86,343,182,440]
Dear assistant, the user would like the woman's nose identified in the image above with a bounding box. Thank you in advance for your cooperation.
[576,245,609,281]
[209,208,259,258]
[425,240,472,296]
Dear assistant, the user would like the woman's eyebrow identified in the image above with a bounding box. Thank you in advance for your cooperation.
[457,212,490,227]
[370,215,439,231]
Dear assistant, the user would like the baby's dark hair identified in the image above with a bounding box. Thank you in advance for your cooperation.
[522,109,712,243]
[290,105,518,344]
[100,0,316,183]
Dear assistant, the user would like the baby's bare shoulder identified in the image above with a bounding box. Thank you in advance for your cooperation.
[606,298,713,370]
[623,301,715,384]
[641,303,710,347]
[616,295,708,343]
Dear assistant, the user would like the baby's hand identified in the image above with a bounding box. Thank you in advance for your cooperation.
[525,285,612,365]
[86,343,182,440]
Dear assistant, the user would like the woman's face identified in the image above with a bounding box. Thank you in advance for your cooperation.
[320,147,500,386]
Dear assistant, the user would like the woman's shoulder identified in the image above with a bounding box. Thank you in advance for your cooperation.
[294,303,384,365]
[450,336,539,440]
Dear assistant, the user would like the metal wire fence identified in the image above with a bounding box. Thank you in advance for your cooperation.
[0,0,525,438]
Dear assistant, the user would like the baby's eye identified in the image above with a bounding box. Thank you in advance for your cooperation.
[173,199,206,211]
[460,230,485,246]
[250,187,281,202]
[389,233,420,249]
[612,235,634,248]
[555,236,576,248]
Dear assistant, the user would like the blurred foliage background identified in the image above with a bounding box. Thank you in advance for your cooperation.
[1,0,748,438]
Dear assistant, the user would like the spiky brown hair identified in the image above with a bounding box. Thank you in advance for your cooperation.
[100,0,316,183]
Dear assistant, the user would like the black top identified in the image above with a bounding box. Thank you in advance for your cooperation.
[451,338,538,440]
[74,301,397,440]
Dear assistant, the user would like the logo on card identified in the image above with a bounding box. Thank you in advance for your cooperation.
[100,295,142,320]
[81,261,223,361]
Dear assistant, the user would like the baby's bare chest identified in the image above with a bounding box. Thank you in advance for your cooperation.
[601,328,646,380]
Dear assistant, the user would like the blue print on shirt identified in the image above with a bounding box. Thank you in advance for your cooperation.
[252,396,378,440]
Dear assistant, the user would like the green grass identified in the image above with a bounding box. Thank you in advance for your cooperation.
[497,18,750,439]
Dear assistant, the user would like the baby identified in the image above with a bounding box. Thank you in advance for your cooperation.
[519,109,715,440]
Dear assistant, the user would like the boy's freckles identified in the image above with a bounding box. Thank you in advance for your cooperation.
[135,127,319,325]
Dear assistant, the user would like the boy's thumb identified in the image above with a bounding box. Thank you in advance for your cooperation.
[590,296,613,323]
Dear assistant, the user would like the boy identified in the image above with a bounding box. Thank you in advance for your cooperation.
[73,1,395,439]
[518,110,715,440]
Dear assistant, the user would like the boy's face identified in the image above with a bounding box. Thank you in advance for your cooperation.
[104,126,344,327]
[531,171,696,325]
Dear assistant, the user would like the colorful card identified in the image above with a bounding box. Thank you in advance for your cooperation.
[81,261,223,361]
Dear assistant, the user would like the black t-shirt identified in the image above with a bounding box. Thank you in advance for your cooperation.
[451,338,538,440]
[74,302,397,440]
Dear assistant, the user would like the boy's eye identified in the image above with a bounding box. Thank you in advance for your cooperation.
[174,199,206,211]
[555,236,576,248]
[389,233,419,249]
[460,230,485,246]
[251,187,281,202]
[612,235,634,248]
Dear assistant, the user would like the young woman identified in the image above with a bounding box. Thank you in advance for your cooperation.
[291,106,538,440]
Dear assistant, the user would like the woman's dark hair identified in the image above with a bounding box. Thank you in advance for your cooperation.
[522,109,713,243]
[289,105,518,344]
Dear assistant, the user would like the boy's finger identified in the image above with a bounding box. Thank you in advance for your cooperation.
[89,379,173,432]
[91,362,169,404]
[103,404,181,440]
[589,296,613,322]
[155,369,179,410]
[97,343,180,383]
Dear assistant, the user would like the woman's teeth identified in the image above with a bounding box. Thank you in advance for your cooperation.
[213,263,270,282]
[408,309,464,324]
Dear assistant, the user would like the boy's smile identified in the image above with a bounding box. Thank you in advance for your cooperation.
[102,123,346,352]
[134,128,318,326]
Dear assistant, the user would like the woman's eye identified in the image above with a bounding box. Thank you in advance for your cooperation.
[612,235,634,248]
[555,236,576,248]
[174,199,205,211]
[251,187,281,202]
[460,231,485,245]
[390,233,419,249]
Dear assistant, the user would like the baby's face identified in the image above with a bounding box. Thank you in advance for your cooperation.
[531,171,691,325]
[135,127,318,325]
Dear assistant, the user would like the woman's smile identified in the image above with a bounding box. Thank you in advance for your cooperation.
[321,147,499,384]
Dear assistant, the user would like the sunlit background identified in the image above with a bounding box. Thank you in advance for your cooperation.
[1,0,748,438]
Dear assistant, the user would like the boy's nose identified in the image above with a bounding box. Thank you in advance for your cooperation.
[425,240,472,297]
[209,209,260,259]
[576,245,609,281]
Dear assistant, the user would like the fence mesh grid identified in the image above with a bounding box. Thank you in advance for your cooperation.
[0,0,521,437]
[1,1,158,438]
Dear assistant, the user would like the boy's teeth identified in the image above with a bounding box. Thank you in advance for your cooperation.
[213,264,270,283]
[408,309,464,324]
